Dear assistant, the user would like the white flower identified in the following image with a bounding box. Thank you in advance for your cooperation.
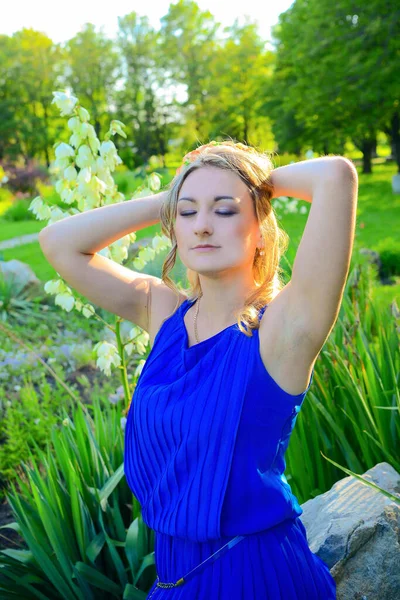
[55,179,69,195]
[148,172,161,191]
[47,206,70,225]
[100,140,122,170]
[77,106,90,122]
[69,133,81,149]
[109,237,130,263]
[76,144,94,169]
[93,341,122,376]
[133,187,154,199]
[95,156,115,186]
[64,165,78,181]
[135,331,150,355]
[152,234,169,250]
[134,359,146,379]
[109,120,127,139]
[55,142,75,159]
[29,196,52,220]
[55,292,75,312]
[44,278,64,295]
[74,298,83,311]
[40,90,159,387]
[88,175,108,195]
[60,187,76,204]
[124,342,134,356]
[77,167,92,184]
[51,91,78,116]
[82,304,95,318]
[67,116,81,132]
[100,140,116,156]
[78,122,90,138]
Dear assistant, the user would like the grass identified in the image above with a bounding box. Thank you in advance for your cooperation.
[0,219,44,242]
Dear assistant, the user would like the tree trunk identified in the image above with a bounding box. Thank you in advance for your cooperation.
[361,138,375,174]
[390,111,400,173]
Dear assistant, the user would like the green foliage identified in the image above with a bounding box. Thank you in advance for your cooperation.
[0,188,13,205]
[0,219,44,242]
[266,0,399,163]
[0,397,155,598]
[0,378,59,484]
[375,237,400,279]
[1,198,37,222]
[0,296,138,504]
[285,255,399,502]
[0,1,398,175]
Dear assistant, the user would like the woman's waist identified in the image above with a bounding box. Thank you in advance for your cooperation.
[152,516,304,583]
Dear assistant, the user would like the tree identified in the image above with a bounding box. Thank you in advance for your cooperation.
[266,0,400,172]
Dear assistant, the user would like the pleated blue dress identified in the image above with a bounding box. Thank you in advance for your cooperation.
[124,297,337,599]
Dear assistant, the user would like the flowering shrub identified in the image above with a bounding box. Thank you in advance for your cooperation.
[28,89,171,408]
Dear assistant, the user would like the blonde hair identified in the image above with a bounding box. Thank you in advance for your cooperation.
[159,140,290,337]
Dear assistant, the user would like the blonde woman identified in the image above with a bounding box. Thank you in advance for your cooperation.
[40,140,358,598]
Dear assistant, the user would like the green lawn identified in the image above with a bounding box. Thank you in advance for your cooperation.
[0,218,44,241]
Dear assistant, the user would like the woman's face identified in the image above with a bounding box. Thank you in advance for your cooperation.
[174,166,261,275]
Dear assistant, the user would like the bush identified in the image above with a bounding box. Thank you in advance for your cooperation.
[376,237,400,279]
[1,159,50,196]
[1,198,37,221]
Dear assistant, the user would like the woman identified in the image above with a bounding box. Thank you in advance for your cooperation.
[125,141,357,598]
[40,140,357,598]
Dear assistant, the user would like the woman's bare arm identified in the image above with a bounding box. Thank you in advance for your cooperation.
[39,190,168,255]
[37,189,174,332]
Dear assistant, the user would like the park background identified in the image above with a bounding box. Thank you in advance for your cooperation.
[0,1,399,598]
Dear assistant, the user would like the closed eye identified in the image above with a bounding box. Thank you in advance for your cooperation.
[179,211,236,217]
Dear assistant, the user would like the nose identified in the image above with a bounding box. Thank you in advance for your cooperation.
[193,213,214,236]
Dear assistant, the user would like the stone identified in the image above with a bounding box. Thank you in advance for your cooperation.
[300,461,400,600]
[0,259,41,297]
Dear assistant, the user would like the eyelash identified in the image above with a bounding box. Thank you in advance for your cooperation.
[179,211,236,217]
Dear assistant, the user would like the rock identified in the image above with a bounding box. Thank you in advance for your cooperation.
[300,462,400,600]
[0,259,41,297]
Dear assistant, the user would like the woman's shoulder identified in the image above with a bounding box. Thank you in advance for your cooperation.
[149,289,187,347]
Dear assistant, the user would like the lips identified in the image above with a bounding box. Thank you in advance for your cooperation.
[194,245,218,248]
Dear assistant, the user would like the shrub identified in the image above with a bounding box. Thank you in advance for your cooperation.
[376,237,400,279]
[1,159,50,196]
[1,198,37,221]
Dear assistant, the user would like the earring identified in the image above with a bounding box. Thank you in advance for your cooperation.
[259,248,264,256]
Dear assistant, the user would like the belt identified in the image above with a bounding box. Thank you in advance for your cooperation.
[147,534,246,597]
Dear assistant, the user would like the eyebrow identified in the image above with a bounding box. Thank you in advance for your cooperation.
[177,196,238,203]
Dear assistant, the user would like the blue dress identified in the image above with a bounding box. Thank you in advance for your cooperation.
[124,297,337,598]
